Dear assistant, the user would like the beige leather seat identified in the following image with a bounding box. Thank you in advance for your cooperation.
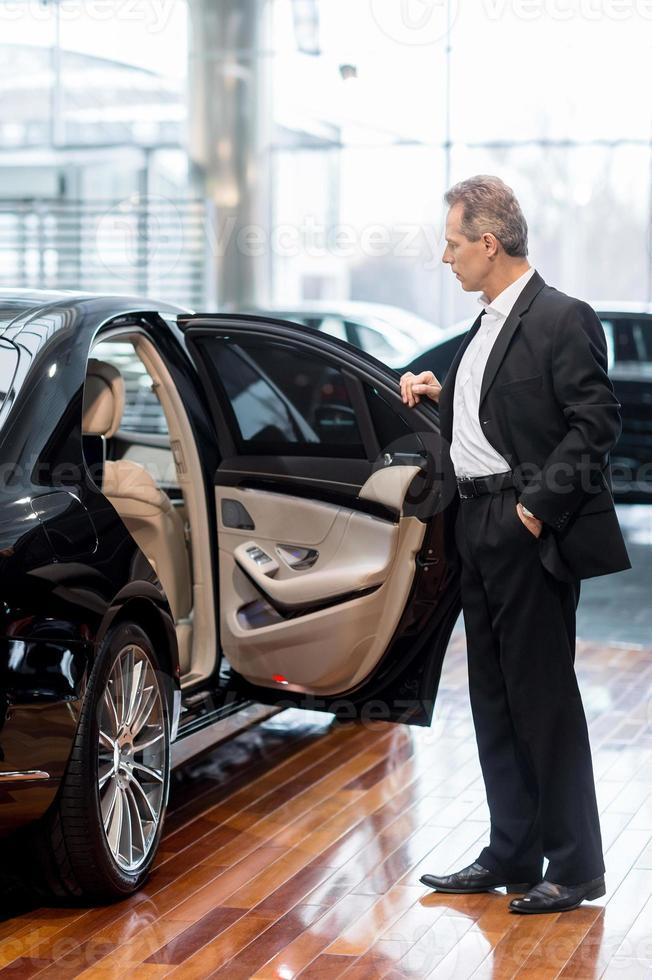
[82,359,193,667]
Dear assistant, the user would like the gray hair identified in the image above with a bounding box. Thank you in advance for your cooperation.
[444,175,528,257]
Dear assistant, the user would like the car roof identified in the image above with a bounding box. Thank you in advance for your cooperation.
[0,290,89,323]
[0,289,190,333]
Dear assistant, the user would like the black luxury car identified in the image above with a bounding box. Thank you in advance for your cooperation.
[403,304,652,501]
[0,290,460,901]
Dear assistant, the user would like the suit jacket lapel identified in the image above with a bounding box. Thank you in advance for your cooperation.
[478,270,546,410]
[438,270,547,441]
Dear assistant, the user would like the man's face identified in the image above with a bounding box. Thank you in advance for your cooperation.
[442,202,490,292]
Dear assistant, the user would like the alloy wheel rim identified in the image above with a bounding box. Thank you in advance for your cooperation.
[97,644,167,873]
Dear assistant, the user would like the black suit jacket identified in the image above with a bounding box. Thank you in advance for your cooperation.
[437,270,631,582]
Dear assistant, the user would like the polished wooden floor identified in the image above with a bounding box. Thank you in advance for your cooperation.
[1,633,651,978]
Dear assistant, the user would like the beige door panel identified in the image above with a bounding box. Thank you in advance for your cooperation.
[232,506,396,609]
[220,487,343,546]
[216,465,425,694]
[218,515,425,693]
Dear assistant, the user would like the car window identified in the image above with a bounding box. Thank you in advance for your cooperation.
[350,322,397,361]
[194,338,366,457]
[316,316,348,342]
[599,319,616,370]
[290,315,349,343]
[604,317,652,365]
[91,340,169,436]
[615,321,634,362]
[279,314,312,328]
[366,385,426,455]
[631,319,652,363]
[401,332,464,381]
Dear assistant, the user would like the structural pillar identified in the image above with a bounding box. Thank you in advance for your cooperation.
[187,0,272,309]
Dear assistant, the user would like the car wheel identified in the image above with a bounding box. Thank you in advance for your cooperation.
[34,621,171,901]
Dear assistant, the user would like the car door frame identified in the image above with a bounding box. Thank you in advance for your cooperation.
[179,313,461,726]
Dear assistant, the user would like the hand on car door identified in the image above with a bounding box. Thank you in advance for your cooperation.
[400,370,442,407]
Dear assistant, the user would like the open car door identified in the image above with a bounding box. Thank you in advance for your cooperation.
[179,314,460,726]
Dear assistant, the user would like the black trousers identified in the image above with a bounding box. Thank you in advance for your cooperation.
[454,485,605,885]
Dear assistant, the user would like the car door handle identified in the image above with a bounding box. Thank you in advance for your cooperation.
[382,452,427,466]
[276,545,319,569]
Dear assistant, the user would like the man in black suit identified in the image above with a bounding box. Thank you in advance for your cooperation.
[400,175,631,914]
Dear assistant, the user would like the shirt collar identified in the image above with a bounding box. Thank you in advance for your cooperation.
[478,266,536,320]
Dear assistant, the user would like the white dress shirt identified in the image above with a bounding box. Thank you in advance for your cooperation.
[450,266,536,478]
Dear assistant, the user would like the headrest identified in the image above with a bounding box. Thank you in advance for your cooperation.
[82,359,125,438]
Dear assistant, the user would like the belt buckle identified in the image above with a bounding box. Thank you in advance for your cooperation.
[458,477,476,500]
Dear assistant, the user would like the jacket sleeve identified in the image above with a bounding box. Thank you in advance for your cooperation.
[517,300,621,529]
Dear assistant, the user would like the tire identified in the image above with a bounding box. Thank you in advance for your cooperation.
[33,621,172,901]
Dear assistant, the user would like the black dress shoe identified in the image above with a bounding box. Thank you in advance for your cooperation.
[420,861,536,894]
[508,875,606,913]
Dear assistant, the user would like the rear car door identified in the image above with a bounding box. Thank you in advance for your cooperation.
[180,314,460,725]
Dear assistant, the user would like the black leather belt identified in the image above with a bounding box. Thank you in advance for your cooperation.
[456,470,516,499]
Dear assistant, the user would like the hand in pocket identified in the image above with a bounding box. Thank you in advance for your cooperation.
[516,502,542,538]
